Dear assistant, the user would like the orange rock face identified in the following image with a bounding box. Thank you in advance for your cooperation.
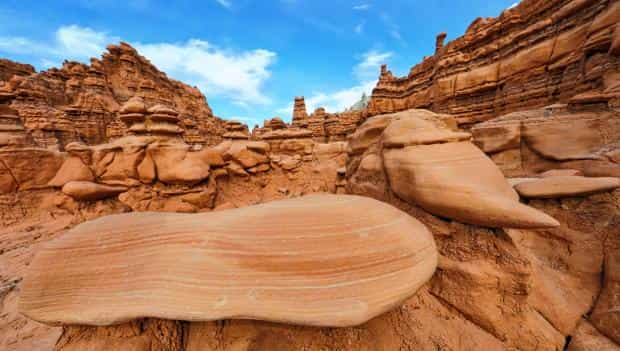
[367,0,620,126]
[19,194,438,328]
[349,109,559,228]
[472,103,620,177]
[2,0,620,349]
[0,42,226,150]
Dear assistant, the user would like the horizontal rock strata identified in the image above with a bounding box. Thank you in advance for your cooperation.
[367,0,620,125]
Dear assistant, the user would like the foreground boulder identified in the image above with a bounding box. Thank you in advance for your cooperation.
[19,194,437,328]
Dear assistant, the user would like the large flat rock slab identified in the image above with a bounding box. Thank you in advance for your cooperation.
[19,194,437,328]
[515,176,620,199]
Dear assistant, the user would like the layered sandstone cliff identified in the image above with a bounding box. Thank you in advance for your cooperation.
[0,42,225,149]
[368,0,620,126]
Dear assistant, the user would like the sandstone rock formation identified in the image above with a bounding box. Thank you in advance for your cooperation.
[348,109,559,228]
[0,59,34,81]
[285,96,367,142]
[2,0,620,349]
[0,42,226,149]
[223,120,250,140]
[472,102,620,177]
[291,96,308,127]
[19,194,438,328]
[61,181,128,201]
[367,0,620,126]
[515,175,620,198]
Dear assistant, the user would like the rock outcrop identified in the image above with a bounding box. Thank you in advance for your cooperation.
[367,0,620,126]
[472,102,620,177]
[19,194,438,328]
[0,59,34,81]
[285,96,368,142]
[291,96,308,127]
[2,0,620,349]
[514,175,620,198]
[348,109,559,228]
[0,42,226,149]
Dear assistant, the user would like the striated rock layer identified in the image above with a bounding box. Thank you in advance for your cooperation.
[368,0,620,125]
[472,102,620,177]
[19,194,438,328]
[0,42,226,149]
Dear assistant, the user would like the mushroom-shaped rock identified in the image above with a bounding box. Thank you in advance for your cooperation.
[119,96,147,114]
[380,110,559,229]
[61,181,127,201]
[19,194,438,327]
[514,176,620,199]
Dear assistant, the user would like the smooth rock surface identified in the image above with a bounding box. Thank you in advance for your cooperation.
[539,169,584,178]
[515,176,620,199]
[376,110,559,229]
[19,194,438,328]
[384,142,559,228]
[61,181,128,201]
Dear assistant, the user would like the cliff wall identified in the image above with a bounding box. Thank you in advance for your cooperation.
[368,0,620,126]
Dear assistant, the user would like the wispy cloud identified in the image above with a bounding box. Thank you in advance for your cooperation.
[214,0,232,8]
[354,50,392,81]
[380,13,405,44]
[354,21,365,34]
[303,17,343,35]
[0,25,277,107]
[353,4,370,10]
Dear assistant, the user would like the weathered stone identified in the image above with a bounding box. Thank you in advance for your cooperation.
[20,195,437,328]
[47,156,94,187]
[515,176,620,199]
[61,181,127,201]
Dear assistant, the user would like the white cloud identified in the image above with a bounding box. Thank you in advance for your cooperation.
[390,29,402,41]
[277,80,376,118]
[353,50,392,81]
[0,25,115,60]
[136,39,276,105]
[56,25,117,58]
[0,25,277,107]
[215,0,232,8]
[277,49,390,118]
[0,36,48,55]
[380,12,405,44]
[508,2,518,9]
[229,115,264,127]
[353,4,370,10]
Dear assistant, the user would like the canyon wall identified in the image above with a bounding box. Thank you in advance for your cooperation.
[368,0,620,126]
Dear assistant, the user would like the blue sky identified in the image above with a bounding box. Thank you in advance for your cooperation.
[0,0,516,126]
